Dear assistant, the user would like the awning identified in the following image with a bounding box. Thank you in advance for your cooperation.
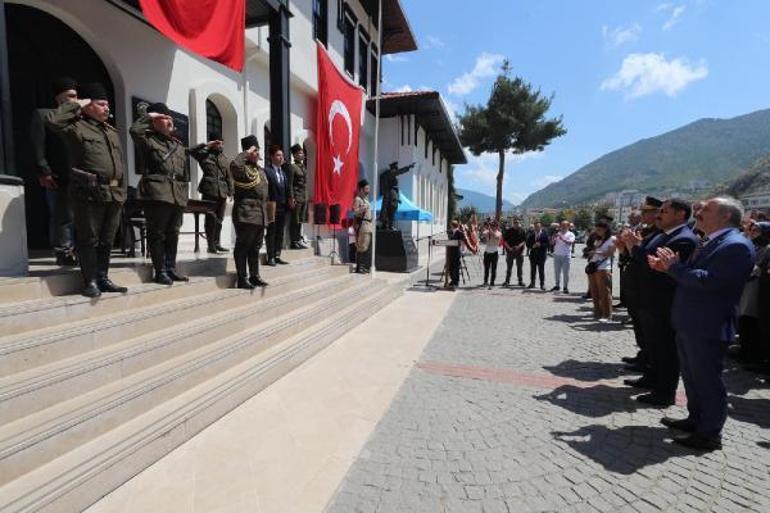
[349,192,433,222]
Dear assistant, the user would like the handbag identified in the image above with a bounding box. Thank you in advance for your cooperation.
[585,258,607,275]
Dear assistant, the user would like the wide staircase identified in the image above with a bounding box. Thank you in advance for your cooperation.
[0,251,402,513]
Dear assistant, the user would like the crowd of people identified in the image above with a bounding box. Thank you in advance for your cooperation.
[35,77,316,297]
[445,195,765,451]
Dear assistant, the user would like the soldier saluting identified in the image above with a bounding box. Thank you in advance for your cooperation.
[46,82,127,298]
[190,139,233,254]
[285,143,309,249]
[130,102,190,285]
[230,135,269,289]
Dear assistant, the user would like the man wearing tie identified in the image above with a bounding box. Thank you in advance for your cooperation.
[264,145,290,266]
[649,197,755,451]
[527,222,549,290]
[621,199,699,406]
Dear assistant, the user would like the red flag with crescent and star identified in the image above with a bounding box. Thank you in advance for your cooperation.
[314,42,364,221]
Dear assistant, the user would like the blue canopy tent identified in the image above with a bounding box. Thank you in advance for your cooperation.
[348,192,434,244]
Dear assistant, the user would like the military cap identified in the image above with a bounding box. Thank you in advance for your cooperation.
[52,76,77,96]
[147,102,172,116]
[241,135,259,151]
[290,143,303,155]
[641,196,663,211]
[79,82,109,101]
[357,179,369,189]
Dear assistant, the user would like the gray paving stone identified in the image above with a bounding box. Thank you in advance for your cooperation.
[325,255,770,513]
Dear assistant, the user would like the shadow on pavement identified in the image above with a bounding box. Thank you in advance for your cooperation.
[552,425,689,474]
[724,364,770,396]
[758,441,770,449]
[543,359,628,381]
[727,395,770,429]
[535,383,640,418]
[543,314,628,332]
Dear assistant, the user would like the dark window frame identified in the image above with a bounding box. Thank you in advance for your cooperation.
[358,28,369,91]
[313,0,328,46]
[206,99,223,142]
[342,7,357,77]
[424,131,429,159]
[400,116,404,145]
[370,44,379,95]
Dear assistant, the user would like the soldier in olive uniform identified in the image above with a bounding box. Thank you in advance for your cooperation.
[190,140,233,253]
[130,102,190,285]
[231,135,269,289]
[46,82,127,298]
[285,143,309,249]
[30,76,78,265]
[353,179,373,274]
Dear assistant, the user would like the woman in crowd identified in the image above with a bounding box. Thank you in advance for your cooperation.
[586,220,616,322]
[737,221,770,362]
[480,220,502,288]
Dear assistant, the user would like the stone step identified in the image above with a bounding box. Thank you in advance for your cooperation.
[0,277,385,487]
[0,263,346,378]
[0,247,316,304]
[0,257,324,337]
[0,273,359,425]
[0,280,399,513]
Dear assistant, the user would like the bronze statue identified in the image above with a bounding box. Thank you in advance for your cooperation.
[378,161,415,230]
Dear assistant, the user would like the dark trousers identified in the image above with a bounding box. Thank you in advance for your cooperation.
[529,254,545,286]
[234,222,264,279]
[72,199,122,284]
[449,254,460,285]
[639,308,679,397]
[676,331,728,437]
[266,207,286,260]
[45,188,74,254]
[483,252,499,285]
[144,201,184,273]
[202,194,226,250]
[628,305,649,366]
[290,201,307,243]
[505,251,524,284]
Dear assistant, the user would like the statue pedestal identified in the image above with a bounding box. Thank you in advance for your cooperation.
[375,230,418,273]
[0,175,28,276]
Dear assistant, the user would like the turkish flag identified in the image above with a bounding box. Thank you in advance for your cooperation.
[314,43,363,222]
[139,0,245,72]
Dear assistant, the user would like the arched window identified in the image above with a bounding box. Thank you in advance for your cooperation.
[206,99,223,141]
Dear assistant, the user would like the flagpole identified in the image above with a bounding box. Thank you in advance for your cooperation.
[370,0,383,278]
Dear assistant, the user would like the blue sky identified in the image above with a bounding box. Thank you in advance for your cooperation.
[382,0,770,204]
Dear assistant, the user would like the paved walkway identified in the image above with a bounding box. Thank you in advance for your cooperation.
[326,254,770,513]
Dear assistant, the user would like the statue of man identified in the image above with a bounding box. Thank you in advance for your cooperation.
[378,161,415,230]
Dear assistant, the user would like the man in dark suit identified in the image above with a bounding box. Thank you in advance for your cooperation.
[649,197,755,451]
[621,199,699,406]
[264,144,290,266]
[527,222,550,290]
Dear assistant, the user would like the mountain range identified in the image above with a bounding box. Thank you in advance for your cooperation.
[457,188,516,213]
[520,108,770,208]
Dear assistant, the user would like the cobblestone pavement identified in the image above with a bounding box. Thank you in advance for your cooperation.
[326,253,770,513]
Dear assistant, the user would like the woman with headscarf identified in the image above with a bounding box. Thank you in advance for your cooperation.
[737,221,770,362]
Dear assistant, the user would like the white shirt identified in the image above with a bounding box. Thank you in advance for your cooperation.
[590,236,616,270]
[704,227,733,246]
[665,223,687,235]
[483,230,501,253]
[553,231,575,257]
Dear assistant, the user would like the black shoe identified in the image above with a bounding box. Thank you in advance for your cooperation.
[563,288,569,294]
[672,433,722,451]
[518,281,525,287]
[621,356,638,364]
[526,283,535,289]
[660,417,696,432]
[215,245,229,252]
[482,281,488,287]
[540,285,546,291]
[236,277,255,290]
[207,247,219,254]
[613,302,626,309]
[266,259,277,267]
[624,363,646,373]
[167,270,189,282]
[154,272,173,285]
[249,275,268,287]
[56,252,78,266]
[501,281,510,286]
[97,279,127,293]
[550,286,560,292]
[582,293,591,299]
[290,242,304,250]
[636,393,675,408]
[623,377,654,389]
[82,281,102,298]
[275,257,289,265]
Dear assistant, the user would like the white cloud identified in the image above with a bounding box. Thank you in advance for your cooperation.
[393,84,414,93]
[601,23,642,46]
[447,53,505,96]
[600,52,708,99]
[384,54,409,63]
[424,35,446,49]
[658,3,686,30]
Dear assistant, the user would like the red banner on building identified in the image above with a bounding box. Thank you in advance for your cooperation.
[314,42,363,220]
[139,0,245,71]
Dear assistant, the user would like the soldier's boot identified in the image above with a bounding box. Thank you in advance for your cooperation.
[213,218,228,252]
[247,251,267,287]
[149,234,169,284]
[96,246,127,293]
[234,253,254,289]
[79,247,101,298]
[164,236,188,282]
[205,215,218,253]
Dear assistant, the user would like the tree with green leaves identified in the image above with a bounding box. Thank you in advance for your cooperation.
[458,205,479,224]
[573,208,593,231]
[457,60,566,220]
[540,212,555,226]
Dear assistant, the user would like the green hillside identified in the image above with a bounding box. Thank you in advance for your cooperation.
[520,109,770,208]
